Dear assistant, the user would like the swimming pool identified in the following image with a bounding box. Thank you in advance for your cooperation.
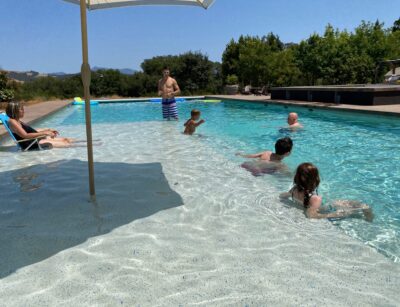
[60,99,400,261]
[0,99,399,305]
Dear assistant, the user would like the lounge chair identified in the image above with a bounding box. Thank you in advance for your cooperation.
[242,85,252,95]
[255,86,268,96]
[0,113,45,151]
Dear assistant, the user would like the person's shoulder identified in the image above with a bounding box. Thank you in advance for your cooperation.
[7,118,18,125]
[309,195,322,208]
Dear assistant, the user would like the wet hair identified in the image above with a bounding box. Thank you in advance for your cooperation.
[294,163,320,208]
[275,137,293,155]
[6,101,23,120]
[191,109,201,117]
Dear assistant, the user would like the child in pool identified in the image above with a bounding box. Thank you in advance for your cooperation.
[184,109,205,135]
[280,162,374,221]
[237,137,293,176]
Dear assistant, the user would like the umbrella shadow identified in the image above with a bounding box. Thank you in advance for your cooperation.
[0,159,184,278]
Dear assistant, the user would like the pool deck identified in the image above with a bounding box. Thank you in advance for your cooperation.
[206,95,400,117]
[0,100,71,140]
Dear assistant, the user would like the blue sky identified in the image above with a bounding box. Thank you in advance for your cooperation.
[1,0,399,73]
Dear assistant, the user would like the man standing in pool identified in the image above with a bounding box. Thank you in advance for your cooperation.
[158,67,181,120]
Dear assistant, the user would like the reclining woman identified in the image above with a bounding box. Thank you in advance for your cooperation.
[6,101,75,150]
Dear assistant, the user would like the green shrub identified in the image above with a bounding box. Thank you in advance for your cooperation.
[0,71,15,102]
[0,88,14,102]
[226,74,238,85]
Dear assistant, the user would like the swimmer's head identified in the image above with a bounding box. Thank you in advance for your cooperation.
[294,163,320,207]
[287,112,298,125]
[191,109,201,120]
[275,137,293,156]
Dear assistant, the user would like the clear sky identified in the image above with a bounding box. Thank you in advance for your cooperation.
[1,0,399,73]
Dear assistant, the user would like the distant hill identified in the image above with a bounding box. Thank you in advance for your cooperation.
[4,67,136,82]
[4,70,77,82]
[48,72,79,79]
[92,66,136,75]
[7,70,44,82]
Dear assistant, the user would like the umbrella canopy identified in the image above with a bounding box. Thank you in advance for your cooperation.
[63,0,215,201]
[64,0,214,10]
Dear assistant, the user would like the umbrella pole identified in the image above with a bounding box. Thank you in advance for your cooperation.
[80,0,96,201]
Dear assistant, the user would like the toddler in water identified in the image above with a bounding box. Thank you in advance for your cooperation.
[184,109,205,135]
[280,162,373,221]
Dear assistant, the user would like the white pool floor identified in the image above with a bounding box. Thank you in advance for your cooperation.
[0,121,399,306]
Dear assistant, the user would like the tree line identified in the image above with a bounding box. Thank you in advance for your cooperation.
[1,52,222,102]
[222,20,400,87]
[1,19,400,103]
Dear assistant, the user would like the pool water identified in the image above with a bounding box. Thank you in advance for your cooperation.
[1,100,399,305]
[65,100,400,262]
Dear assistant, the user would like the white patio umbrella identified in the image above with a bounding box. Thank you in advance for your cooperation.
[62,0,215,201]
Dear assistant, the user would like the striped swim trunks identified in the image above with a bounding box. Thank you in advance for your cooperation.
[162,98,178,120]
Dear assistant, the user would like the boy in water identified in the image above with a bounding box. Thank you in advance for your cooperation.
[237,137,293,176]
[287,112,303,130]
[184,109,205,135]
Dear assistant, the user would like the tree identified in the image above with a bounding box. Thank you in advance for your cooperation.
[141,52,219,95]
[222,34,294,87]
[91,69,123,97]
[221,39,240,83]
[294,34,324,85]
[392,17,400,32]
[0,71,15,102]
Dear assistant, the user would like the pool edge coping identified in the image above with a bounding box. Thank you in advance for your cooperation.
[206,95,400,118]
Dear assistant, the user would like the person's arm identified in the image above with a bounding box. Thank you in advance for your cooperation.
[184,119,192,127]
[172,79,181,96]
[237,151,265,159]
[8,119,54,139]
[279,191,291,199]
[193,119,205,127]
[306,196,352,219]
[158,80,163,96]
[36,128,59,136]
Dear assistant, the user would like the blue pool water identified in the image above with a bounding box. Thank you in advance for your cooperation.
[55,100,400,261]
